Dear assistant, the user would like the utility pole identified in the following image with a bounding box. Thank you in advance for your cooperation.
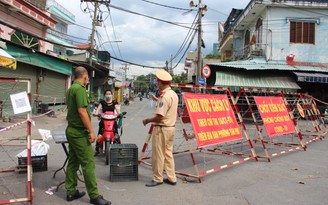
[122,63,129,98]
[169,54,173,75]
[196,0,203,85]
[88,1,98,79]
[165,60,169,72]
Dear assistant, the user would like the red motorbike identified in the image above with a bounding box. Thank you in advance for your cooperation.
[96,111,126,165]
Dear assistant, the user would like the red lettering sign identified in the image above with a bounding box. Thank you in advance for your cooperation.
[183,93,242,148]
[254,96,295,137]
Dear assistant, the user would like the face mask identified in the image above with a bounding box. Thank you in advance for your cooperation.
[105,95,112,101]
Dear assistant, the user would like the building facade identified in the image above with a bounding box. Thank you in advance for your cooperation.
[213,0,328,101]
[0,0,73,115]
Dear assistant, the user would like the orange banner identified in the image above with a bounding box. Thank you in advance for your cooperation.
[254,96,295,137]
[183,93,242,148]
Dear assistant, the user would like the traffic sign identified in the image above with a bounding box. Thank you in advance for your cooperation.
[202,64,211,78]
[198,77,205,85]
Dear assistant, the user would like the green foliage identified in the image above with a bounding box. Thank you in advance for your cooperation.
[172,72,188,84]
[222,58,232,62]
[134,72,188,94]
[205,53,221,59]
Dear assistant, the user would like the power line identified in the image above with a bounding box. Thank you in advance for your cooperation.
[171,12,198,61]
[110,55,165,69]
[108,4,196,30]
[108,13,123,58]
[103,24,118,57]
[141,0,195,12]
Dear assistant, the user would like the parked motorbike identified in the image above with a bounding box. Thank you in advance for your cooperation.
[95,111,127,165]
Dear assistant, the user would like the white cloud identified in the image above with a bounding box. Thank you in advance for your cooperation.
[55,0,250,75]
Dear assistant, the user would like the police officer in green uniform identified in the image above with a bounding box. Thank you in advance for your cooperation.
[65,66,111,205]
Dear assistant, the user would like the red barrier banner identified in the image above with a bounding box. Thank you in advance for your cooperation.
[254,96,295,137]
[183,93,242,148]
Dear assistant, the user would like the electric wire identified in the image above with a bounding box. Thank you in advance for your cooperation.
[103,24,118,58]
[108,13,123,59]
[171,11,199,61]
[141,0,195,12]
[108,4,196,30]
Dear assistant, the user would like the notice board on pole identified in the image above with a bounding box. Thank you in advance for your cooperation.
[254,96,295,137]
[182,93,242,148]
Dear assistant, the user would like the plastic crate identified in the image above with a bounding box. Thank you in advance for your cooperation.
[109,164,138,182]
[18,155,48,172]
[110,144,138,165]
[109,144,138,181]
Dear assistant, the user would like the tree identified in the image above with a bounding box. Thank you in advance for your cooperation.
[204,53,221,59]
[134,72,188,94]
[172,72,188,84]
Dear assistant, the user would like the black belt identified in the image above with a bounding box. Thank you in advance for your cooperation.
[154,125,175,127]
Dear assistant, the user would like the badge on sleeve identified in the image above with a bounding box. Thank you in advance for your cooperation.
[159,102,164,107]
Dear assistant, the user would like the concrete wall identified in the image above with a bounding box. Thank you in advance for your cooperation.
[267,7,328,63]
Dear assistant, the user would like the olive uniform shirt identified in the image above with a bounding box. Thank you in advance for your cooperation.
[66,80,91,129]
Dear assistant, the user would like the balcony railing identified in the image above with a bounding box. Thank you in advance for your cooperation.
[47,0,75,21]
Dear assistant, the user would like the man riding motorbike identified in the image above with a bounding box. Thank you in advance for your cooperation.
[93,89,120,156]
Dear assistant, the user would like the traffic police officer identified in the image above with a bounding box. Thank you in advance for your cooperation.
[143,69,178,187]
[65,66,111,205]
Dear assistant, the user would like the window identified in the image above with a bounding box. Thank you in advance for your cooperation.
[290,21,315,44]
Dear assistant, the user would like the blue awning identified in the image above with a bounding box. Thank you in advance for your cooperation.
[293,72,328,83]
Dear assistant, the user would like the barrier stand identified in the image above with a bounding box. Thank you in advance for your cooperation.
[284,93,327,143]
[299,94,327,138]
[238,88,270,162]
[139,84,258,182]
[235,88,307,161]
[0,77,33,205]
[311,96,327,132]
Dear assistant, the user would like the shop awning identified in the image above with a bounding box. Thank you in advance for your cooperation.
[5,43,72,75]
[0,48,17,70]
[215,71,300,91]
[46,33,76,47]
[293,72,328,83]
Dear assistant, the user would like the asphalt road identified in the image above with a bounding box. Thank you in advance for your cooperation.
[1,98,328,205]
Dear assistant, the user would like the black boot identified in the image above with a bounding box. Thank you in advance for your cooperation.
[90,195,111,205]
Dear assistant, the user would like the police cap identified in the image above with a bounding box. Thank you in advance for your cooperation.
[156,69,172,83]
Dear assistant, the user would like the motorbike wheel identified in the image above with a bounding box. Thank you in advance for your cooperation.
[105,140,110,165]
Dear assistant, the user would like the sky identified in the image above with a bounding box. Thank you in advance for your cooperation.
[55,0,250,77]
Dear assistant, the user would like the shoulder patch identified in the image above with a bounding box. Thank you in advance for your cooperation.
[159,102,164,107]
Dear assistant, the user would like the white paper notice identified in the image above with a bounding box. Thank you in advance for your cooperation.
[10,91,31,114]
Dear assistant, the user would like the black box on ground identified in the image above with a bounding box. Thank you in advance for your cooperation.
[109,144,138,181]
[18,155,48,172]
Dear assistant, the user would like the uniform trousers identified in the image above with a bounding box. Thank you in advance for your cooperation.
[152,126,177,183]
[65,127,100,199]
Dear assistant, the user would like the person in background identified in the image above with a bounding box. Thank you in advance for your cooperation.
[65,66,111,205]
[142,69,179,187]
[93,89,120,156]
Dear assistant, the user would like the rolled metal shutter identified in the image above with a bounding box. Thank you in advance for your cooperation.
[0,63,37,115]
[39,70,67,104]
